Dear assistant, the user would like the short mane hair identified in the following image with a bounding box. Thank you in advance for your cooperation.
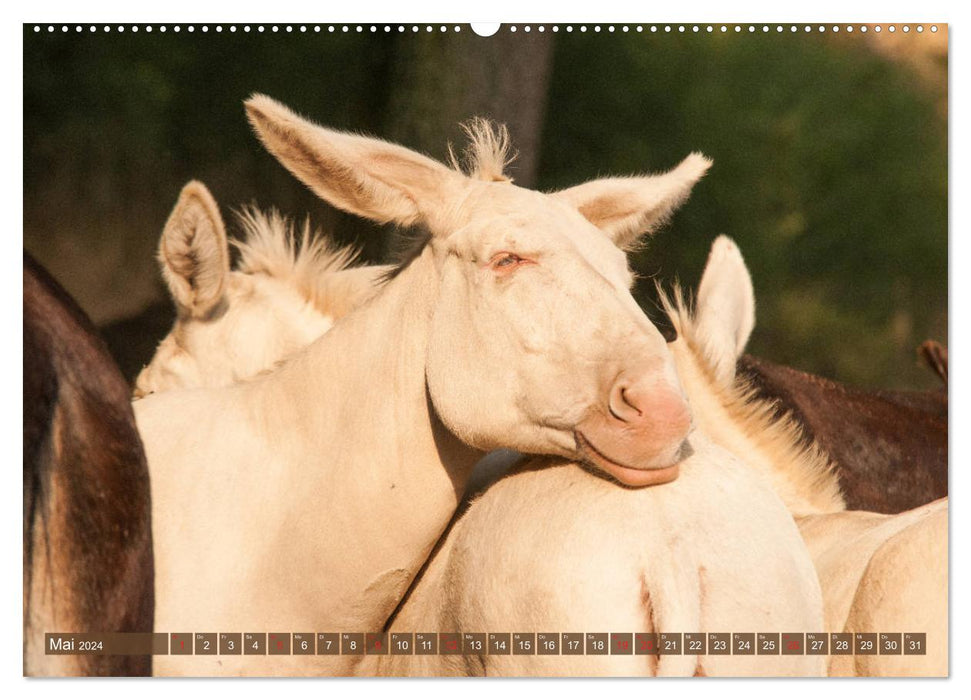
[381,118,516,284]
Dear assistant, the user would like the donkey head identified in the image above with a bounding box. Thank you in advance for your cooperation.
[246,96,711,486]
[134,181,375,397]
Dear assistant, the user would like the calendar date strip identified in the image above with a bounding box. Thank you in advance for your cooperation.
[45,631,927,656]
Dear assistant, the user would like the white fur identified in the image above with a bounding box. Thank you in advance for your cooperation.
[798,499,948,676]
[145,224,942,677]
[139,104,707,676]
[675,240,945,676]
[368,444,824,677]
[158,181,230,318]
[360,283,828,677]
[694,235,756,387]
[554,153,712,249]
[136,184,378,397]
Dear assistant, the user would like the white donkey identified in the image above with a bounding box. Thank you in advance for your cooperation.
[360,237,828,677]
[143,223,830,676]
[682,244,947,676]
[136,97,709,676]
[798,500,948,676]
[364,240,946,677]
[134,180,386,397]
[141,201,946,677]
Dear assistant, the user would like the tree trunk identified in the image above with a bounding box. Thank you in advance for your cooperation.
[384,29,554,188]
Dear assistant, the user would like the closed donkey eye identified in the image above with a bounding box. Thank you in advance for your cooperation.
[488,252,532,274]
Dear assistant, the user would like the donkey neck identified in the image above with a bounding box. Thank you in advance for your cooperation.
[251,248,483,626]
[670,338,844,515]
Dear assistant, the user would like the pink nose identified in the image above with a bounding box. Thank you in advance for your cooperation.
[608,375,692,442]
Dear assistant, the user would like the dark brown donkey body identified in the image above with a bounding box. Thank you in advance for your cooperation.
[737,353,947,514]
[24,252,153,676]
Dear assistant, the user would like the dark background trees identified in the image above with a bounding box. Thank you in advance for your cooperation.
[23,24,947,389]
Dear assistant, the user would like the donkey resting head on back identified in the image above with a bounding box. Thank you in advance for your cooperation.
[138,103,713,675]
[240,96,710,485]
[364,237,828,677]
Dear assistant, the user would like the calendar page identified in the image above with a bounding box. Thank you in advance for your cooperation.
[23,21,948,679]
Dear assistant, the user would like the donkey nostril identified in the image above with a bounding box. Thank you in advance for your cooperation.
[620,386,642,416]
[609,382,642,423]
[608,401,624,421]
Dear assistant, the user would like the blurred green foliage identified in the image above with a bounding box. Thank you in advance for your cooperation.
[540,32,946,389]
[23,27,946,389]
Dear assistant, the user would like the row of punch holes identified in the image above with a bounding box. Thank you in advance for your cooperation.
[34,24,941,35]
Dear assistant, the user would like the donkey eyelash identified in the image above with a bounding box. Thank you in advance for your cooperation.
[486,252,536,270]
[492,253,522,268]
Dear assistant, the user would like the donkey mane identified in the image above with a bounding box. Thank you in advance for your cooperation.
[659,285,845,512]
[232,206,361,311]
[378,118,516,286]
[447,117,517,183]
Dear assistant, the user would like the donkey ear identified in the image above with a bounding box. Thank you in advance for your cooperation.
[159,181,230,318]
[694,235,756,386]
[245,94,463,231]
[554,153,711,248]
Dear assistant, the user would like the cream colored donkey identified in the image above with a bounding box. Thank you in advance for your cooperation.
[799,499,947,676]
[142,219,827,675]
[141,183,945,677]
[135,99,709,676]
[362,238,828,676]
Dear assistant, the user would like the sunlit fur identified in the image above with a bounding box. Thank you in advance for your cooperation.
[142,219,943,677]
[146,231,829,676]
[363,240,831,677]
[659,289,845,515]
[798,500,947,676]
[135,188,383,397]
[447,117,516,183]
[137,100,707,676]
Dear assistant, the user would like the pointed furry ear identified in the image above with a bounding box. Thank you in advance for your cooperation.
[554,153,711,248]
[245,94,464,231]
[694,235,756,386]
[159,181,229,318]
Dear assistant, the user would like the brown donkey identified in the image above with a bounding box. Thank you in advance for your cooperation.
[736,353,946,513]
[24,252,154,676]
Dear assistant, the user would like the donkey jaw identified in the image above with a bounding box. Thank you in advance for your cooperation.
[574,430,686,487]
